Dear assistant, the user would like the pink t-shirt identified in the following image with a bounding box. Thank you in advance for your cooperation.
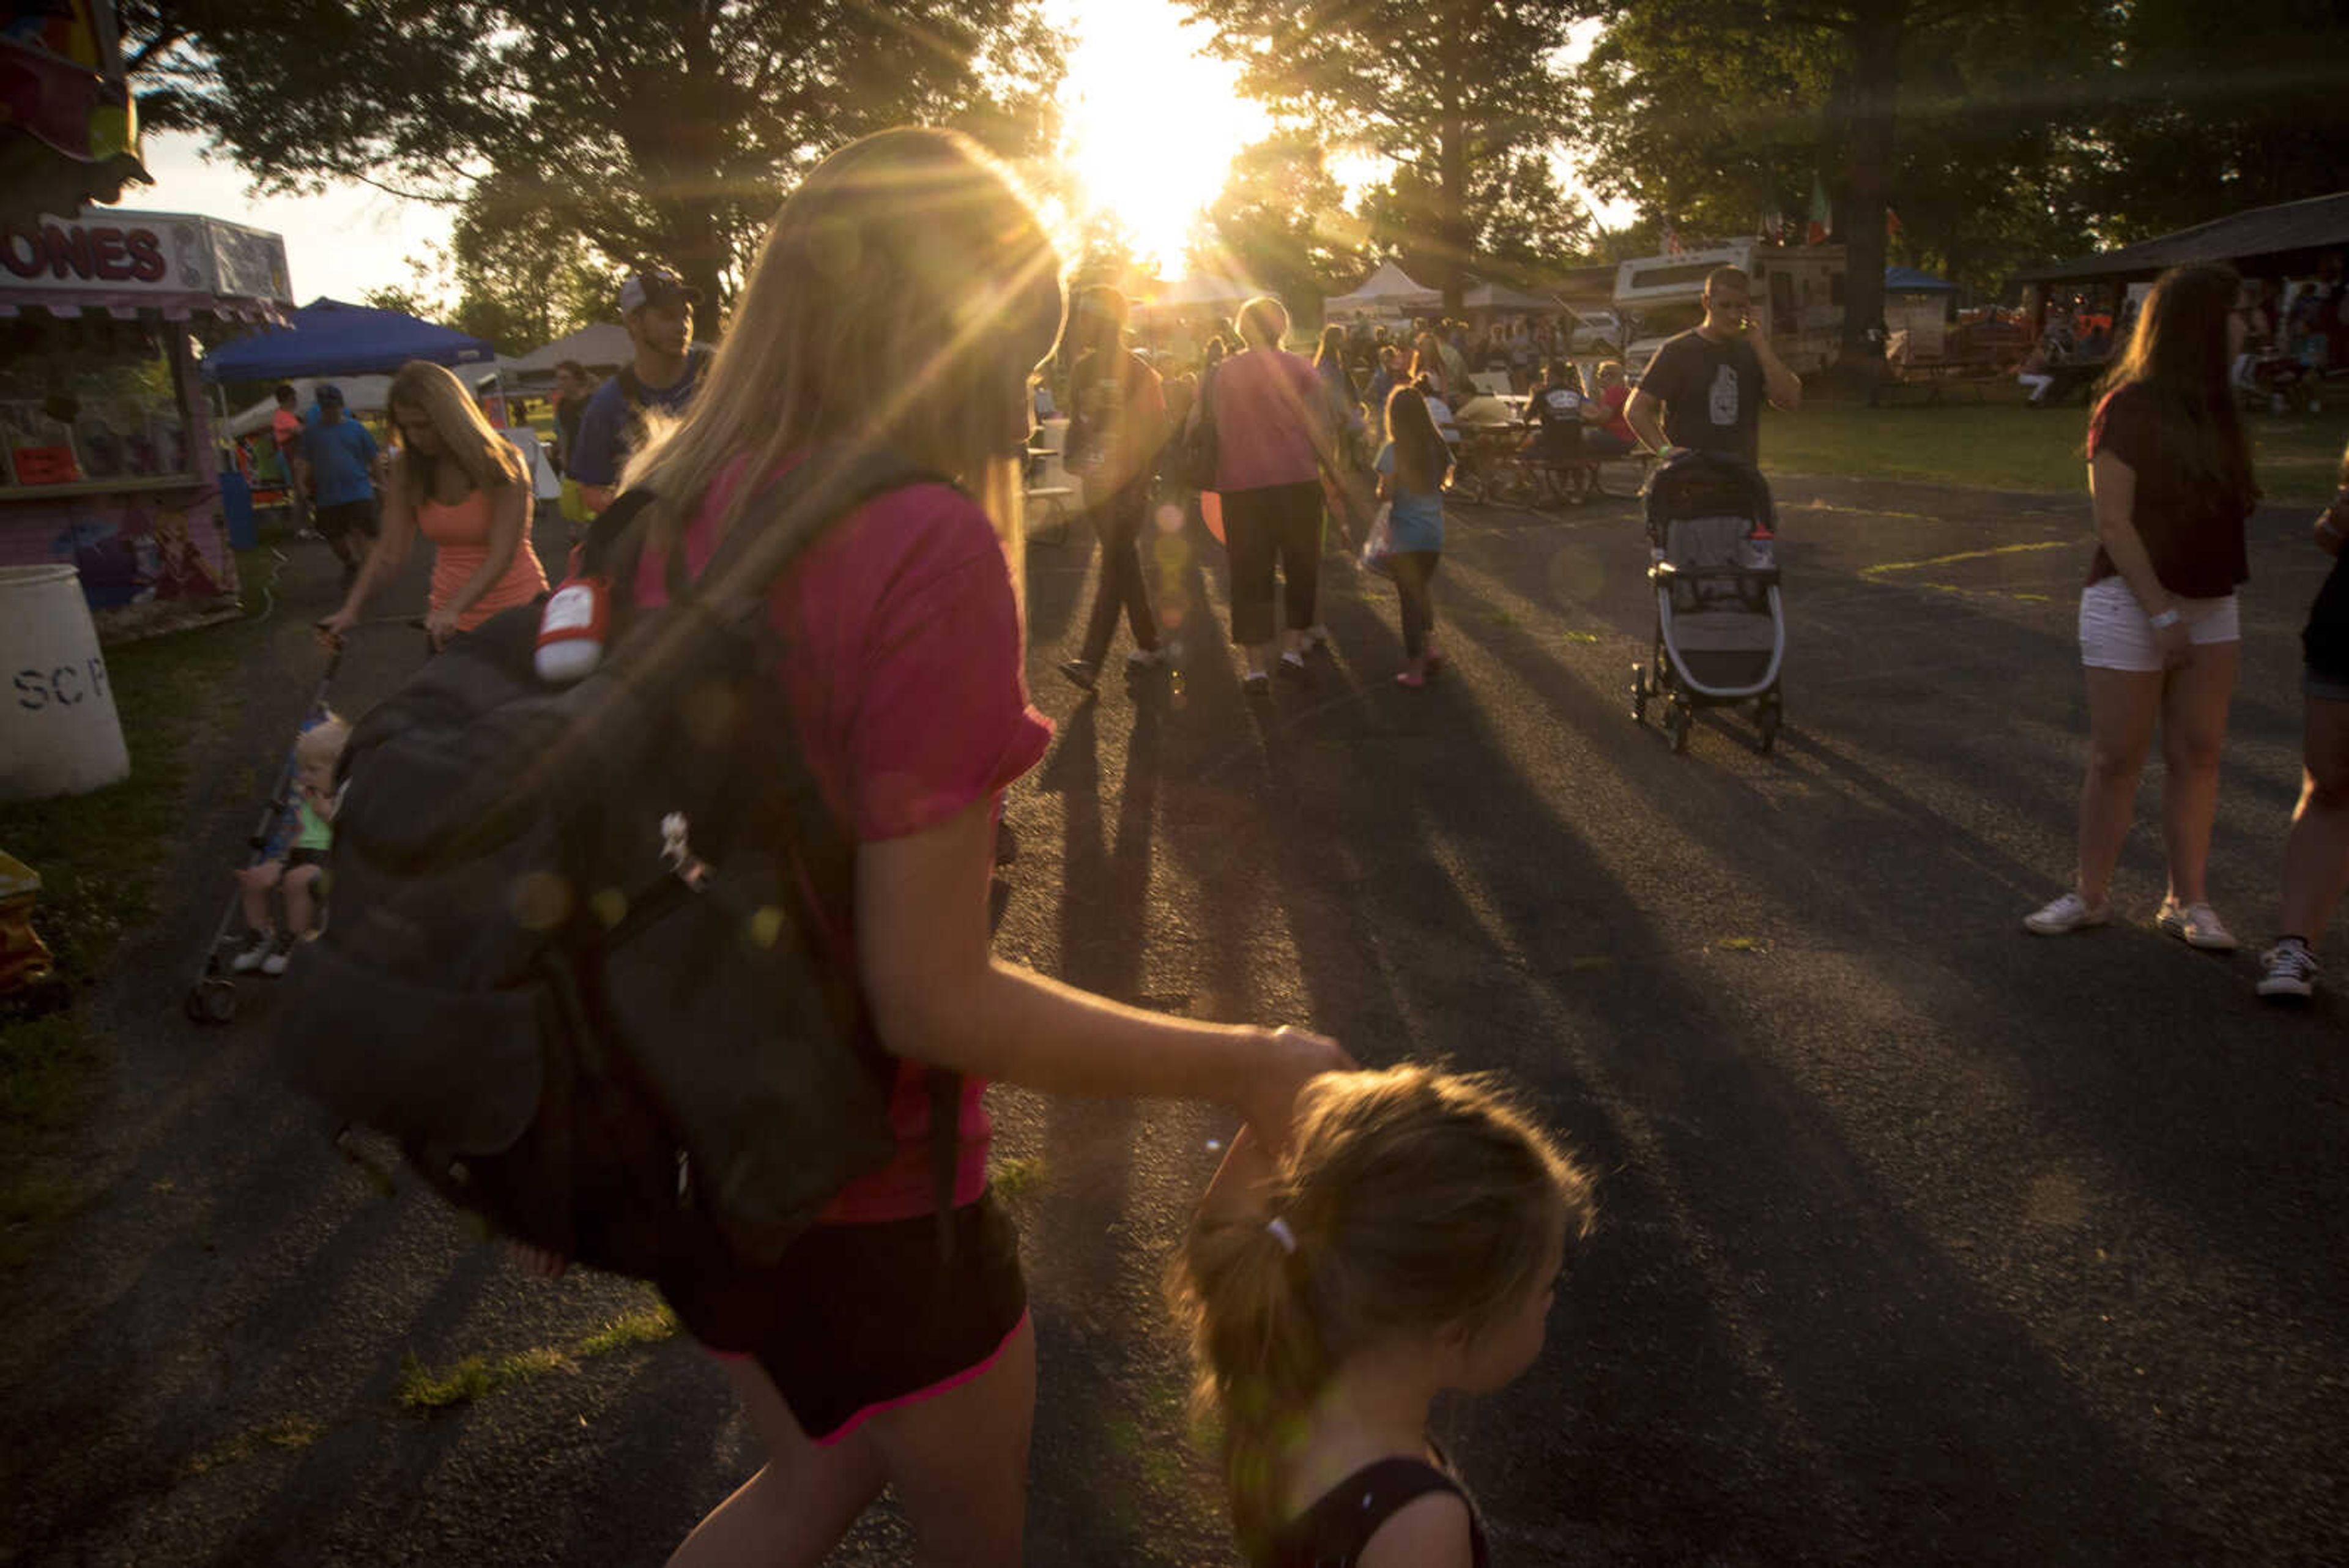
[633,460,1052,1224]
[1212,348,1326,492]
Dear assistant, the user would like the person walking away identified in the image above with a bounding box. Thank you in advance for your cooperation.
[1058,285,1170,691]
[1309,322,1371,650]
[1212,297,1340,692]
[1622,265,1802,466]
[2257,442,2349,998]
[579,128,1347,1568]
[1173,1065,1596,1568]
[316,360,549,653]
[2023,262,2257,948]
[551,359,592,474]
[1362,345,1403,448]
[570,268,713,516]
[300,384,380,583]
[269,382,311,533]
[1377,386,1454,688]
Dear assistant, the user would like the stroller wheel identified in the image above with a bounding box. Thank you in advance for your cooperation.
[1666,704,1692,754]
[187,978,238,1025]
[1756,694,1784,754]
[1630,664,1649,723]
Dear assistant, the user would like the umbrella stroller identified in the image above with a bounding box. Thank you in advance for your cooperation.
[185,649,342,1024]
[1630,450,1786,754]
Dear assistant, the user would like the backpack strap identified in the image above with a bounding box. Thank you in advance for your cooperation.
[596,449,970,1255]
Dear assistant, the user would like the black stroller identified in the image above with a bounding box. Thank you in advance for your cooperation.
[1630,450,1786,754]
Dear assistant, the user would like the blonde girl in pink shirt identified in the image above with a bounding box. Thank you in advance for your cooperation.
[615,128,1349,1568]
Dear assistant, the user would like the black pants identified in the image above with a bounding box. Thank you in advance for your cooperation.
[1223,480,1323,647]
[1077,481,1158,667]
[1390,550,1440,658]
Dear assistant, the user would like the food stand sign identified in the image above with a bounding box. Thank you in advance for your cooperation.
[0,212,290,305]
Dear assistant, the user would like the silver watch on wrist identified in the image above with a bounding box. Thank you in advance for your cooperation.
[2148,607,2184,631]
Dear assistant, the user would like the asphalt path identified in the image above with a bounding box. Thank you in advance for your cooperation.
[3,467,2343,1566]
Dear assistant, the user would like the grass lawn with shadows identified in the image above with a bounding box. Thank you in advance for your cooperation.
[0,565,273,1263]
[1762,398,2349,503]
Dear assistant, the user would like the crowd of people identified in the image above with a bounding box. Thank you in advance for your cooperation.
[220,122,2349,1568]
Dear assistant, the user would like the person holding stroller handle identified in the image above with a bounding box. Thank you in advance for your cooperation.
[2024,263,2257,949]
[1623,266,1800,466]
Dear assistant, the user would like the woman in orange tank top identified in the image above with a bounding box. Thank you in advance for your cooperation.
[316,360,548,651]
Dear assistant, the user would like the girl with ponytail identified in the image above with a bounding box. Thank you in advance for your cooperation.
[1173,1066,1595,1566]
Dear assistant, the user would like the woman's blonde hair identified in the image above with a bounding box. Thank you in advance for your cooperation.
[625,127,1066,564]
[385,361,527,500]
[1171,1065,1594,1551]
[1236,295,1290,351]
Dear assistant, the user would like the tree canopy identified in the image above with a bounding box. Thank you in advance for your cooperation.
[1188,0,1583,312]
[124,0,1063,338]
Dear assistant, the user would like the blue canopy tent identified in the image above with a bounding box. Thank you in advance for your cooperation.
[199,297,496,382]
[1884,266,1957,294]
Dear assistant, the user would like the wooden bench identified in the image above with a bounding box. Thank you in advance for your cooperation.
[1024,485,1076,547]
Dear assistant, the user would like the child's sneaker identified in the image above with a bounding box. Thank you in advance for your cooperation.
[2156,898,2238,951]
[259,930,299,977]
[2023,891,2107,935]
[2256,938,2318,1000]
[1126,646,1170,672]
[228,928,274,973]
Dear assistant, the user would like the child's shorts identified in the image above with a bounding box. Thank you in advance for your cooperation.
[2079,576,2239,672]
[284,847,328,872]
[659,1192,1027,1446]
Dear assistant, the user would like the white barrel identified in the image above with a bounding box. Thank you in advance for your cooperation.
[0,565,131,803]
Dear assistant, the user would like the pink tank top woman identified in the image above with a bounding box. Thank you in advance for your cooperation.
[418,489,550,632]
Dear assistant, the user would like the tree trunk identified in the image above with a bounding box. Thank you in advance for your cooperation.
[1436,7,1469,315]
[1837,3,1905,384]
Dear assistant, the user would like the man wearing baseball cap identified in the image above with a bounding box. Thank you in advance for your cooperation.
[299,382,380,581]
[569,266,713,516]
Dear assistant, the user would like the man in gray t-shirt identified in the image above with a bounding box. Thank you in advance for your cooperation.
[1624,266,1802,466]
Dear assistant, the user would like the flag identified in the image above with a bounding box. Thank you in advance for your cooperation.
[1805,173,1831,245]
[1662,222,1685,257]
[1886,207,1904,242]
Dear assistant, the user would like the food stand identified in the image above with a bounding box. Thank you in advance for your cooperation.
[0,208,292,636]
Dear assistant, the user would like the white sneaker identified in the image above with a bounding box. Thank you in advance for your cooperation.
[2156,899,2238,952]
[1126,646,1169,671]
[228,929,274,973]
[2024,891,2108,936]
[259,930,299,977]
[2256,939,2318,1000]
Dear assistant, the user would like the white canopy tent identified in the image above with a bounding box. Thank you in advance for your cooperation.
[222,375,395,438]
[1324,261,1442,317]
[507,322,633,377]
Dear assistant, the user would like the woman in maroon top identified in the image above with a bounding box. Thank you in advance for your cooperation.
[619,128,1348,1568]
[2026,264,2257,948]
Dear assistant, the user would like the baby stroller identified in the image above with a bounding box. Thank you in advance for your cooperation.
[185,649,341,1024]
[1630,450,1786,754]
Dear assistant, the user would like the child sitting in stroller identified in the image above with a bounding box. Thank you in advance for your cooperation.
[229,715,348,976]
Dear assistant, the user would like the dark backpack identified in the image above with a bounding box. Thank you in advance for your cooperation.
[280,450,952,1279]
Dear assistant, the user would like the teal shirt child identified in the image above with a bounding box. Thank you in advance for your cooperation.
[1373,440,1447,553]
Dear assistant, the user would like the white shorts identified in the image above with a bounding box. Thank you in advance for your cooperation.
[2077,575,2239,672]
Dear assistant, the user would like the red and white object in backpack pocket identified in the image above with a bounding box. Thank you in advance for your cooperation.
[535,574,610,683]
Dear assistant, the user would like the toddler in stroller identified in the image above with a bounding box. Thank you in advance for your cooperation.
[1630,450,1786,753]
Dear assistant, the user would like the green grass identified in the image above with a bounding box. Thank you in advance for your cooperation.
[395,1302,678,1413]
[1761,398,2349,503]
[0,576,272,1263]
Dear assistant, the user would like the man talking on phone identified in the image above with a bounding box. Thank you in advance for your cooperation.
[1624,266,1801,466]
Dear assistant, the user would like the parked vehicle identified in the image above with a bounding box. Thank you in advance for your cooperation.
[1612,240,1849,377]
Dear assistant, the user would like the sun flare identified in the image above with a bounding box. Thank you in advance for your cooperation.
[1052,1,1269,279]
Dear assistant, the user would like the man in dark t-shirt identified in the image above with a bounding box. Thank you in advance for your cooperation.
[1624,266,1802,466]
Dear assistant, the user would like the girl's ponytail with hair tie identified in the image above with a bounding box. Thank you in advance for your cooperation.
[1264,1217,1298,1255]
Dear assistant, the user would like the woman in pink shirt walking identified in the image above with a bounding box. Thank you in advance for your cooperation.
[1204,295,1340,692]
